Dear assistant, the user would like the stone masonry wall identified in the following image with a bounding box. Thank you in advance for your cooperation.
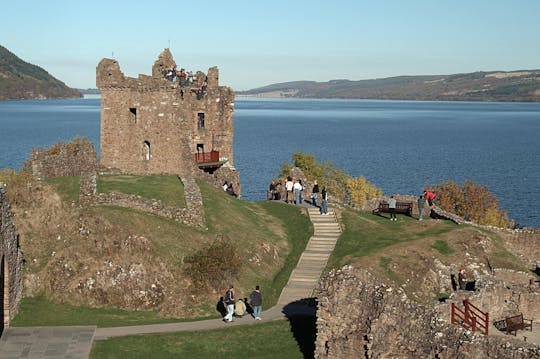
[315,266,539,359]
[80,174,205,229]
[28,137,98,179]
[0,184,24,331]
[97,49,236,178]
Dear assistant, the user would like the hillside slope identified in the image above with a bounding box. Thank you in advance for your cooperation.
[239,70,540,102]
[0,45,81,100]
[5,175,312,320]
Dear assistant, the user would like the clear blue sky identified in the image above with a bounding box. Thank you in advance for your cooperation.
[2,0,539,90]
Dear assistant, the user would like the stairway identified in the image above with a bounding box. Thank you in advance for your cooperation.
[277,207,342,305]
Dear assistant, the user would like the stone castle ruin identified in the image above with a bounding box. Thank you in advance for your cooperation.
[0,184,24,336]
[96,48,239,191]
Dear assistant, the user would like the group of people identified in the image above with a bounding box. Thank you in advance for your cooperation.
[386,188,436,221]
[222,181,237,197]
[160,67,207,98]
[221,285,263,322]
[268,178,328,215]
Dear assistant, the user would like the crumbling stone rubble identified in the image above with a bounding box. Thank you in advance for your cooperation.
[315,266,540,358]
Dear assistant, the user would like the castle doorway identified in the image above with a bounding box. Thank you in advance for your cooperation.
[143,141,151,161]
[0,255,5,336]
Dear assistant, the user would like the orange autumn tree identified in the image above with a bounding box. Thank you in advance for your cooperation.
[433,180,514,228]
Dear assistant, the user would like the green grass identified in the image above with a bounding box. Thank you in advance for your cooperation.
[11,295,196,328]
[45,176,80,203]
[328,210,456,269]
[97,174,185,207]
[12,183,313,327]
[91,318,314,359]
[260,201,313,305]
[431,240,455,255]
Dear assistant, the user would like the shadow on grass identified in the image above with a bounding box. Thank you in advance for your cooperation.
[283,298,318,359]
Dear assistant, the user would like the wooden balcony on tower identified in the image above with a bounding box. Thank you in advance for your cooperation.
[194,150,227,169]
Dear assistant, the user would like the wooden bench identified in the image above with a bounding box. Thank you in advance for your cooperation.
[494,313,533,336]
[372,201,413,217]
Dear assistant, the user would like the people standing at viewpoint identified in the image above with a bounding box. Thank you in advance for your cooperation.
[388,195,397,221]
[250,285,263,320]
[417,194,426,220]
[424,189,436,207]
[321,187,328,215]
[293,180,303,205]
[285,176,294,204]
[312,181,319,207]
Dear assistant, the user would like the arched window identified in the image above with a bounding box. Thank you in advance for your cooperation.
[143,141,151,161]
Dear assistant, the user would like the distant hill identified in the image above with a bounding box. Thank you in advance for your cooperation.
[76,88,100,95]
[0,45,81,100]
[239,70,540,102]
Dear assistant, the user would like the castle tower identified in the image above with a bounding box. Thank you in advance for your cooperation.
[96,49,237,179]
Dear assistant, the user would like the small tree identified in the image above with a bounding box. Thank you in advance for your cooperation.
[433,180,514,228]
[346,176,383,205]
[280,151,350,199]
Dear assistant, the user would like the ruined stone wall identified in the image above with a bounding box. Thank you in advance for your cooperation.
[315,267,540,359]
[0,184,24,330]
[195,164,241,197]
[28,138,98,179]
[80,174,205,228]
[97,50,235,178]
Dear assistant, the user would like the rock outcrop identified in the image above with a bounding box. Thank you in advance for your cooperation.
[315,266,540,358]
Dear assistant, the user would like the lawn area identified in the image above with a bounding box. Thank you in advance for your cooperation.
[97,174,186,207]
[11,295,195,328]
[12,182,312,327]
[90,317,316,359]
[327,210,457,269]
[45,176,80,203]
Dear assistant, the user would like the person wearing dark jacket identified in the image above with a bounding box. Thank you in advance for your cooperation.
[312,181,320,207]
[250,285,263,320]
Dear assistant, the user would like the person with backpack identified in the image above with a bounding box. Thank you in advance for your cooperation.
[223,285,235,322]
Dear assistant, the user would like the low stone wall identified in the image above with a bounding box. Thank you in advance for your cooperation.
[315,266,540,359]
[27,138,98,179]
[196,165,241,197]
[80,174,205,229]
[0,184,24,331]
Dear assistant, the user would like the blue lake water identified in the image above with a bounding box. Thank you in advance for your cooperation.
[1,97,539,228]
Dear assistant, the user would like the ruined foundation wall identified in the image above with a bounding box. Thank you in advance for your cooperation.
[28,138,98,179]
[315,267,540,359]
[0,185,24,328]
[80,173,205,228]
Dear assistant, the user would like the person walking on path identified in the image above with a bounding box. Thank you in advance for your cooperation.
[250,285,263,320]
[320,187,328,215]
[223,285,235,322]
[388,195,397,221]
[417,194,426,221]
[312,181,319,207]
[293,180,303,205]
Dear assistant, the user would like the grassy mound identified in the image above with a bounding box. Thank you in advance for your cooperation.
[11,176,312,325]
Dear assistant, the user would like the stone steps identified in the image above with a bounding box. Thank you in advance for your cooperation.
[278,209,341,305]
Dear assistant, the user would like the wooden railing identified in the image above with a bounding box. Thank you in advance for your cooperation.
[451,299,489,335]
[194,150,219,164]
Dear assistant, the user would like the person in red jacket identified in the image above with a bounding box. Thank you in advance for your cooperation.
[424,189,436,207]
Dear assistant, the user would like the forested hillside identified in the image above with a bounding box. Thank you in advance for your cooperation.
[0,45,81,100]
